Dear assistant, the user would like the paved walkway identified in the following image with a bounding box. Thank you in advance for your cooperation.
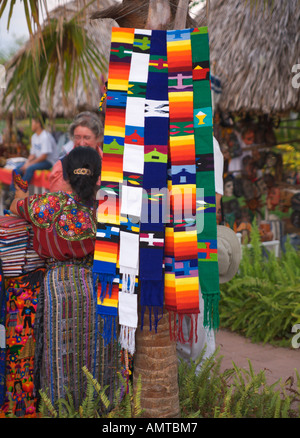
[215,329,300,388]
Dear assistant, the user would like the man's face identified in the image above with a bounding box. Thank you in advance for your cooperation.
[73,126,99,149]
[31,119,40,132]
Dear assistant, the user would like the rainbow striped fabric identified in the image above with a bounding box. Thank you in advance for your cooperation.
[93,26,220,354]
[165,29,200,343]
[93,28,134,345]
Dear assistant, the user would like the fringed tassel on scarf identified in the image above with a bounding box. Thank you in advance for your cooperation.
[101,314,117,345]
[202,292,220,330]
[119,325,136,356]
[98,273,114,300]
[93,273,119,346]
[140,305,163,333]
[168,312,198,345]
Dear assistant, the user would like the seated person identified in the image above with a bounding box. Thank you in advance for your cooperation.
[49,111,103,193]
[11,113,57,190]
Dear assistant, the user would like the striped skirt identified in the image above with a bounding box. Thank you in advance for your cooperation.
[34,259,119,411]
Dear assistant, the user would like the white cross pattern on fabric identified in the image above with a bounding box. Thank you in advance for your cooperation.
[144,99,169,118]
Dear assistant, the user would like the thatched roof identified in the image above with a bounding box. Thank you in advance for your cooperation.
[1,0,299,118]
[39,0,117,118]
[0,0,116,118]
[204,0,300,115]
[39,0,118,118]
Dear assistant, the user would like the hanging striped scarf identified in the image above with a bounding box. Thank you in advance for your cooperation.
[93,26,220,354]
[191,27,220,329]
[93,28,134,344]
[165,29,200,343]
[140,30,169,333]
[118,29,151,354]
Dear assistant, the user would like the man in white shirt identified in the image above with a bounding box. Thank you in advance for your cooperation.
[12,114,57,189]
[21,115,57,176]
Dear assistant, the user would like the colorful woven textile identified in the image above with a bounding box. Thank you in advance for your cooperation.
[165,29,200,342]
[0,215,45,277]
[191,28,220,329]
[16,192,96,262]
[0,261,5,408]
[34,260,120,410]
[140,30,169,332]
[93,28,134,346]
[118,29,151,354]
[13,169,28,193]
[0,269,45,418]
[93,26,220,354]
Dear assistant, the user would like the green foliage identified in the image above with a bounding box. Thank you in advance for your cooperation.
[219,220,300,346]
[38,366,143,419]
[0,0,43,36]
[3,15,106,119]
[178,347,300,418]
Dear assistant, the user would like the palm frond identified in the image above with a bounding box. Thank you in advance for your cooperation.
[3,13,106,118]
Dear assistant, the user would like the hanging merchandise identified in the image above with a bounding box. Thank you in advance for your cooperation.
[0,261,5,408]
[0,269,45,417]
[93,28,134,347]
[93,26,220,355]
[139,30,169,334]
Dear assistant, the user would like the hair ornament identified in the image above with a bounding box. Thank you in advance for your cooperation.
[73,168,92,176]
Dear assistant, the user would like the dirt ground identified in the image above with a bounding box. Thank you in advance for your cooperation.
[215,329,300,388]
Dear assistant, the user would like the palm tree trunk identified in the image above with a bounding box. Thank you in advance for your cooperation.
[132,0,191,419]
[133,307,180,418]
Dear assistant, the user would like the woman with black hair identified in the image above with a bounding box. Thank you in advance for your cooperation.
[9,146,119,412]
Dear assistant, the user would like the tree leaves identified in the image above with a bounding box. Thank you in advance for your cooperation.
[2,14,106,118]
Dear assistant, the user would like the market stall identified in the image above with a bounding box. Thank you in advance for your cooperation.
[214,113,300,248]
[205,0,300,251]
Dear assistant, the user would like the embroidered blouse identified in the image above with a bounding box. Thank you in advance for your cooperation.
[16,192,97,261]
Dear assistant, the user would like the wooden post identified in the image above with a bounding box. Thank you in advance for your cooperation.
[145,0,172,29]
[133,0,190,418]
[174,0,190,29]
[134,308,181,418]
[92,0,193,418]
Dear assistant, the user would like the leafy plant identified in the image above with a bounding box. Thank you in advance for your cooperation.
[178,347,300,418]
[38,366,143,419]
[219,220,300,346]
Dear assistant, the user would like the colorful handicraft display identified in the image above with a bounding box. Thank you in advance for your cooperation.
[0,261,5,408]
[12,170,29,193]
[0,269,44,418]
[93,27,220,355]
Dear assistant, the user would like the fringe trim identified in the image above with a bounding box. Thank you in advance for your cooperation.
[97,273,114,301]
[202,293,220,330]
[99,315,117,346]
[119,325,136,356]
[93,272,98,302]
[141,305,163,333]
[168,311,199,345]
